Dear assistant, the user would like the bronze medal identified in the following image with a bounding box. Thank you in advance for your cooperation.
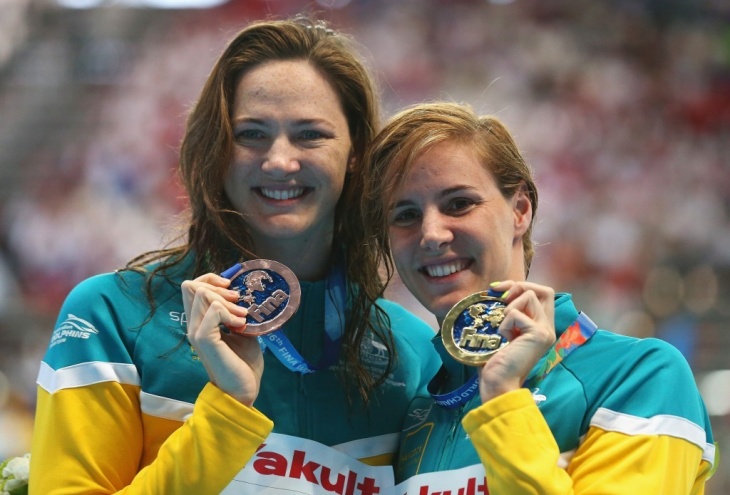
[226,259,301,336]
[441,291,508,365]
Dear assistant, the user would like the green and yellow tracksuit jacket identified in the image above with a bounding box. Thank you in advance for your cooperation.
[396,293,716,494]
[29,259,440,494]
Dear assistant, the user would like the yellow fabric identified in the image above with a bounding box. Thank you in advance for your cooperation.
[462,388,712,494]
[138,414,184,469]
[359,452,394,467]
[30,382,273,494]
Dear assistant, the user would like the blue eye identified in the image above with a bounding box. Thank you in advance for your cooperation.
[299,130,324,140]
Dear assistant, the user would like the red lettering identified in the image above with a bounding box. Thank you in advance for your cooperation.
[414,477,488,495]
[247,443,391,495]
[477,477,488,495]
[320,466,346,494]
[289,450,321,483]
[357,476,380,495]
[253,451,287,476]
[345,470,357,495]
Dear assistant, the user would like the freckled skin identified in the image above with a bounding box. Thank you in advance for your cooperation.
[224,60,353,277]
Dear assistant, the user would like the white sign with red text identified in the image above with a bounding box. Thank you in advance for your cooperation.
[221,432,487,495]
[395,463,488,495]
[221,433,393,495]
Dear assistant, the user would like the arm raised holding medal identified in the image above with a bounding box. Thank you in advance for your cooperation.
[182,273,261,406]
[478,280,555,402]
[360,101,716,493]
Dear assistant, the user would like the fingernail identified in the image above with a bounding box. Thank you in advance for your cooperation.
[500,290,509,299]
[489,281,501,287]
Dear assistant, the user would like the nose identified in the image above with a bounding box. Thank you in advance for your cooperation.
[261,136,301,178]
[420,209,453,252]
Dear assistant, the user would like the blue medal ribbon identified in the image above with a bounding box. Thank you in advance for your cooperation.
[429,369,480,409]
[256,259,346,374]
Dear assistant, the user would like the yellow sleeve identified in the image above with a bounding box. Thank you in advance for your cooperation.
[29,381,273,494]
[462,389,710,494]
[568,426,712,494]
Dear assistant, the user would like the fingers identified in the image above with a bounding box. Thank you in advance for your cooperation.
[490,280,554,308]
[489,281,555,337]
[194,272,235,286]
[478,280,557,402]
[182,277,240,307]
[183,272,249,350]
[186,291,248,343]
[188,299,247,347]
[502,282,554,347]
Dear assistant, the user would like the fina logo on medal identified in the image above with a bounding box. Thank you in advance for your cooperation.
[441,291,508,365]
[227,259,301,336]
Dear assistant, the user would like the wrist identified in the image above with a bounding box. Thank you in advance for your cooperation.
[480,376,521,402]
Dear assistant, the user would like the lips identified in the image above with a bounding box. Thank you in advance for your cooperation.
[257,187,306,200]
[420,259,470,278]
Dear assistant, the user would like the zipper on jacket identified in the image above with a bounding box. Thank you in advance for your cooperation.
[438,404,467,471]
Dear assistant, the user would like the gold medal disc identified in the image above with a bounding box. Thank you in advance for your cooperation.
[441,291,508,366]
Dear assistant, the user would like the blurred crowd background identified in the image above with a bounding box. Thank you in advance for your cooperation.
[0,0,728,491]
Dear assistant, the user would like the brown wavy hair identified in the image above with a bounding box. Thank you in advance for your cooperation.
[358,101,539,282]
[126,16,394,404]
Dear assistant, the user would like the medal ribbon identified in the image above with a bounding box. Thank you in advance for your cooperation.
[432,311,598,408]
[522,312,597,389]
[222,255,346,374]
[257,259,346,374]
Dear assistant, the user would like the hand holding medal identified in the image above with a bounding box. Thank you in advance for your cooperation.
[180,259,301,404]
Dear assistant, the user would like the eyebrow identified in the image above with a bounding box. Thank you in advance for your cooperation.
[231,117,332,128]
[392,185,474,208]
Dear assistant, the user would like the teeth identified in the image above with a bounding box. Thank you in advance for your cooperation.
[424,260,467,277]
[260,187,304,200]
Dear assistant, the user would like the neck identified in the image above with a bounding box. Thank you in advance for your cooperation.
[252,237,333,281]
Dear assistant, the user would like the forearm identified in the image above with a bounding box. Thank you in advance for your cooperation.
[463,389,573,494]
[30,382,273,494]
[463,389,711,494]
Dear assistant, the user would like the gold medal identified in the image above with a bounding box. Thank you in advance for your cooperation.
[441,291,508,365]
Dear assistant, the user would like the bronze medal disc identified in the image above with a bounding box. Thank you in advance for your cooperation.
[441,291,508,365]
[226,259,301,336]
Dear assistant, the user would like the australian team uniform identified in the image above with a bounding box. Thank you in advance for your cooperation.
[30,256,441,494]
[396,293,716,494]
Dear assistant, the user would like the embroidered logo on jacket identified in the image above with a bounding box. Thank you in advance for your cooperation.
[50,314,99,348]
[359,336,405,388]
[409,407,432,424]
[531,387,547,405]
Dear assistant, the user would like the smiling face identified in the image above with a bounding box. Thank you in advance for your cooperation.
[224,59,353,255]
[388,139,532,323]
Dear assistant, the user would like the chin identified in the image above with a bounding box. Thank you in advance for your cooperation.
[256,218,309,238]
[427,297,463,324]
